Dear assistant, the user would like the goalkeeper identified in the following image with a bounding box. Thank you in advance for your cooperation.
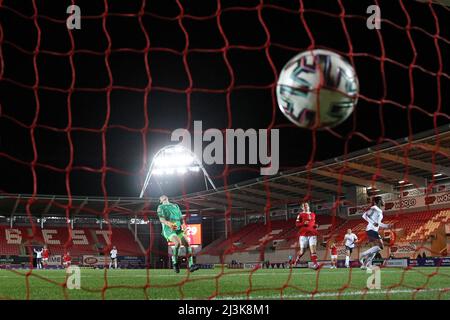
[157,195,200,273]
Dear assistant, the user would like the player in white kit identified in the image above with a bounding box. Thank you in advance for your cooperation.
[109,246,118,269]
[343,229,358,268]
[34,247,43,269]
[359,196,392,269]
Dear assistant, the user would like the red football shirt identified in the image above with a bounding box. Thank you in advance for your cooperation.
[296,212,318,236]
[42,249,49,259]
[63,254,71,262]
[331,247,337,255]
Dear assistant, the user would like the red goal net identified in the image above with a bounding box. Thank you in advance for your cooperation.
[0,0,449,300]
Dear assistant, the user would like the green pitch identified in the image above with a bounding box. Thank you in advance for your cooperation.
[0,267,449,300]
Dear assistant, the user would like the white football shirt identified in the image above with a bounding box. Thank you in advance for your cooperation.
[344,233,358,248]
[34,249,43,258]
[362,205,389,232]
[110,249,118,259]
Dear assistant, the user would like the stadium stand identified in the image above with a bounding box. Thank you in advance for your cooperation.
[200,209,450,259]
[405,210,450,241]
[202,215,346,254]
[0,226,143,256]
[0,226,22,255]
[104,228,143,255]
[328,211,447,243]
[2,209,448,261]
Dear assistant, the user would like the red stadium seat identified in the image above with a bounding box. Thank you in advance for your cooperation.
[200,209,449,256]
[0,226,143,257]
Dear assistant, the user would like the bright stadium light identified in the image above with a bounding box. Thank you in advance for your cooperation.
[164,168,175,175]
[139,145,217,198]
[153,168,164,175]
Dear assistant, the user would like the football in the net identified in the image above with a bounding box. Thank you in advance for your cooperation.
[276,49,359,129]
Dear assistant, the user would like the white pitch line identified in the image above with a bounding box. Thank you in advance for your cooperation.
[0,270,448,300]
[216,287,450,300]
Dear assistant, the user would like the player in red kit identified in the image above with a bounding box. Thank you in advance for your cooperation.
[294,202,320,270]
[42,245,50,269]
[63,252,71,268]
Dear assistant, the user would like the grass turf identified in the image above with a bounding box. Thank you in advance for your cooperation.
[0,267,449,300]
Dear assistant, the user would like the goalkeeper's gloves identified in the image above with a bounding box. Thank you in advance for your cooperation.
[169,222,178,230]
[167,222,176,229]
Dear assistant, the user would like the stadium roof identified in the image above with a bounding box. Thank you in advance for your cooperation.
[177,124,450,214]
[1,125,450,218]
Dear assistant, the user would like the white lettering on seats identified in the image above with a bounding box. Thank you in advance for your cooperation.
[6,229,22,244]
[72,230,89,245]
[96,230,112,245]
[43,229,60,245]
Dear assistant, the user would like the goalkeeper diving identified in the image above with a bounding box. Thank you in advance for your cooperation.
[157,195,200,273]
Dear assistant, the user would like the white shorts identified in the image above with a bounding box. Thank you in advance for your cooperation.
[299,236,317,249]
[42,258,48,262]
[331,255,338,260]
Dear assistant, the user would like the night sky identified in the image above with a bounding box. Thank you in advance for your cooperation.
[0,0,449,198]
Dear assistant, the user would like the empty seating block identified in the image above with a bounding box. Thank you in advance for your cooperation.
[200,209,449,255]
[0,226,143,256]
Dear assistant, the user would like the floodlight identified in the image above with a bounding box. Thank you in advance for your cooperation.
[139,145,216,198]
